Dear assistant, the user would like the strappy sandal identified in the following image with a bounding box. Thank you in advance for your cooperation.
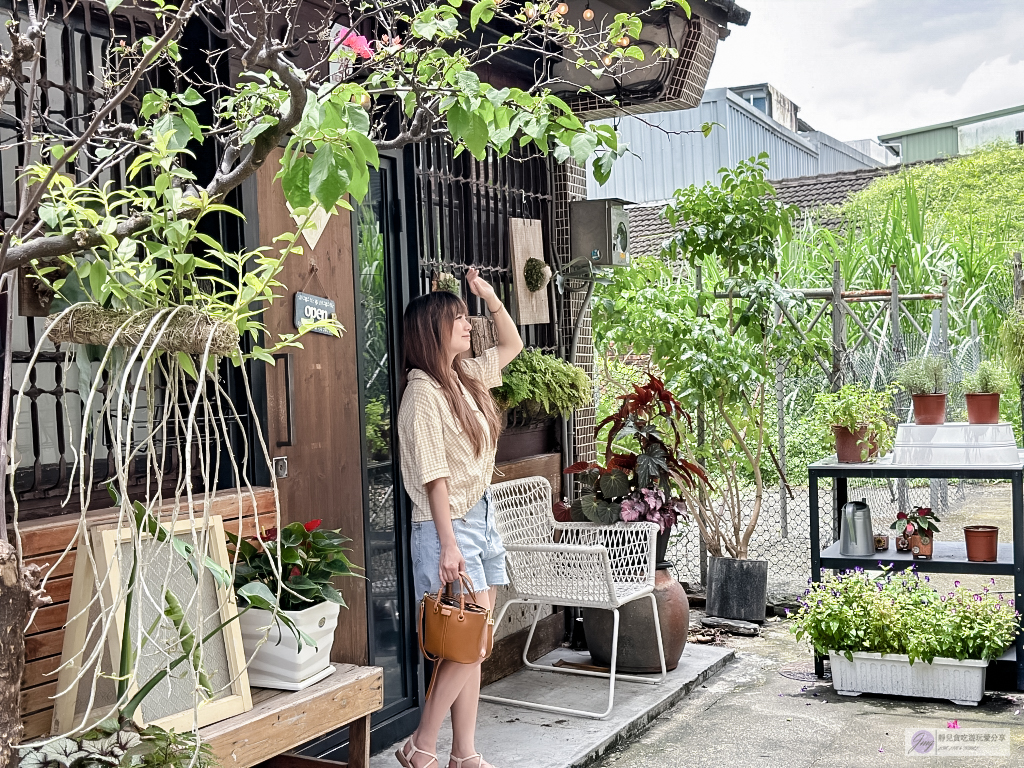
[449,753,489,768]
[396,738,438,768]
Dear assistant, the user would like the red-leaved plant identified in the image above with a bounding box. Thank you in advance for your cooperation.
[565,376,708,530]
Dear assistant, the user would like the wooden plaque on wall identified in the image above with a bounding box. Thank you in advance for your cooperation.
[508,218,551,326]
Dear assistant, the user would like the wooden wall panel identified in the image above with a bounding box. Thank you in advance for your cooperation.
[256,149,368,666]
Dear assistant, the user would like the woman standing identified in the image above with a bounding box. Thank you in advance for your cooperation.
[396,268,524,768]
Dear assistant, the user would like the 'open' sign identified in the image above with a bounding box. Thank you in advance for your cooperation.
[293,292,337,336]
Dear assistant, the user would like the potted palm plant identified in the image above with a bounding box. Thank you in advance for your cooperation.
[963,360,1013,425]
[814,383,895,463]
[228,519,358,690]
[896,356,948,425]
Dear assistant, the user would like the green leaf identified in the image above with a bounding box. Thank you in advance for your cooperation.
[447,103,471,141]
[282,154,314,209]
[569,131,599,165]
[176,352,197,380]
[179,87,204,106]
[463,111,490,160]
[320,583,347,606]
[599,469,631,499]
[309,143,344,211]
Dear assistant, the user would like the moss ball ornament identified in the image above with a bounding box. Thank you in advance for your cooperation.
[524,257,550,293]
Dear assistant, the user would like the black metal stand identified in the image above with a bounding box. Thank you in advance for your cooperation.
[808,456,1024,690]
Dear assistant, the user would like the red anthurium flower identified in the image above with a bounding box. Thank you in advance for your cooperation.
[289,565,301,579]
[896,512,908,520]
[304,519,322,532]
[263,526,278,540]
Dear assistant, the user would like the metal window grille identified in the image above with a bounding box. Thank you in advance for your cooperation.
[412,137,558,353]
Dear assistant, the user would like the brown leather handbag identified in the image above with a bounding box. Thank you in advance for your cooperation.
[419,572,494,667]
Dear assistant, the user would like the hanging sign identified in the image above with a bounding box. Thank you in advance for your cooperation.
[293,291,337,335]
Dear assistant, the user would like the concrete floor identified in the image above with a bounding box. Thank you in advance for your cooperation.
[372,644,733,768]
[592,617,1024,768]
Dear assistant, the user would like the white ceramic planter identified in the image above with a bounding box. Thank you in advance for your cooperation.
[239,600,341,690]
[829,651,987,706]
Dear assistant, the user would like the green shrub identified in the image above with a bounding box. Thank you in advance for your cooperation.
[964,360,1014,394]
[790,567,1019,663]
[1001,302,1024,378]
[524,257,548,292]
[896,356,948,395]
[493,348,592,415]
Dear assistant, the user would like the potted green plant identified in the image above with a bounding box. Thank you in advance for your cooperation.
[963,360,1013,425]
[493,347,592,461]
[228,519,358,690]
[565,376,707,673]
[790,568,1019,705]
[896,356,948,425]
[814,383,895,463]
[890,506,940,559]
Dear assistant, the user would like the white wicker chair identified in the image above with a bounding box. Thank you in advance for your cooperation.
[479,476,666,719]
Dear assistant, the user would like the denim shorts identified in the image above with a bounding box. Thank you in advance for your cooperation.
[411,489,508,598]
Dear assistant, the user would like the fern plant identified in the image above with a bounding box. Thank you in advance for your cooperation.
[492,348,592,416]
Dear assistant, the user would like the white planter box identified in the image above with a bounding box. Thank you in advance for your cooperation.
[239,601,341,690]
[891,422,1019,466]
[829,651,988,706]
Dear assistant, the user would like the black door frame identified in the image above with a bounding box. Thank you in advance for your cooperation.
[307,150,424,761]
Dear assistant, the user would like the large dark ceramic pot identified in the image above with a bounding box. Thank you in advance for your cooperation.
[705,556,768,622]
[583,528,689,674]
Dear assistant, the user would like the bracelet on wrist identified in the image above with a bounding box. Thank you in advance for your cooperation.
[488,302,504,314]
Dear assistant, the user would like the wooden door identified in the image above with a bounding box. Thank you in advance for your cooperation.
[256,149,367,665]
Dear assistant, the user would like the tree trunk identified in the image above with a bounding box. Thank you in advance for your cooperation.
[0,541,29,765]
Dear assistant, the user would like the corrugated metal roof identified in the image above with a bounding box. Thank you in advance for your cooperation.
[878,102,1024,140]
[587,88,880,204]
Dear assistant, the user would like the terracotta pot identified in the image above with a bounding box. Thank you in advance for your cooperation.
[582,569,688,673]
[911,393,946,425]
[910,533,933,560]
[964,525,999,562]
[965,393,1000,425]
[833,425,878,463]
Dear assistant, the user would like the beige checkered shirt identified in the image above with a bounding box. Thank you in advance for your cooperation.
[399,347,502,522]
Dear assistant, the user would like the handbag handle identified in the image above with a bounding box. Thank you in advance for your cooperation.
[431,571,478,619]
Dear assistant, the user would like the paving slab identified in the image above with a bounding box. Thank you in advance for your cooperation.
[373,643,734,768]
[592,616,1024,768]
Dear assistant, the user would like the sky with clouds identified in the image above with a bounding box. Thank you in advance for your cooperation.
[705,0,1024,141]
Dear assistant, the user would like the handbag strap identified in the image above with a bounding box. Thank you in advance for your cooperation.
[418,598,440,662]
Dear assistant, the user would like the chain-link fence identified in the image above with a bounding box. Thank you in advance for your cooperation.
[662,266,1012,602]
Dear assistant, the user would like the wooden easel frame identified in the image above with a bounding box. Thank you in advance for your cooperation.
[53,515,251,733]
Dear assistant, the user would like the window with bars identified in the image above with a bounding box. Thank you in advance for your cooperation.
[1,2,259,520]
[411,137,558,353]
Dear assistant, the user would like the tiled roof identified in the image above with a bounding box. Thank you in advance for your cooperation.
[626,202,677,258]
[771,166,900,212]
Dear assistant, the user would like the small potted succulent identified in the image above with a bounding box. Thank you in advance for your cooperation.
[814,383,895,463]
[963,360,1013,424]
[228,519,358,690]
[890,506,940,559]
[896,356,948,425]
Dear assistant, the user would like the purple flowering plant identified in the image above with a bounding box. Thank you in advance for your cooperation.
[565,376,706,531]
[790,568,1019,664]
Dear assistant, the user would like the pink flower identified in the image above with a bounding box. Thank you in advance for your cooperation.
[335,26,373,59]
[947,720,960,729]
[619,498,644,522]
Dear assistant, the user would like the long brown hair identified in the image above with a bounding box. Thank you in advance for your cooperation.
[402,291,502,456]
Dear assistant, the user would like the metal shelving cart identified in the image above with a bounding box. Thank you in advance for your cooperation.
[808,454,1024,689]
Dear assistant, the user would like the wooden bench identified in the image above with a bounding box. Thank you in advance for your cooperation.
[201,665,383,768]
